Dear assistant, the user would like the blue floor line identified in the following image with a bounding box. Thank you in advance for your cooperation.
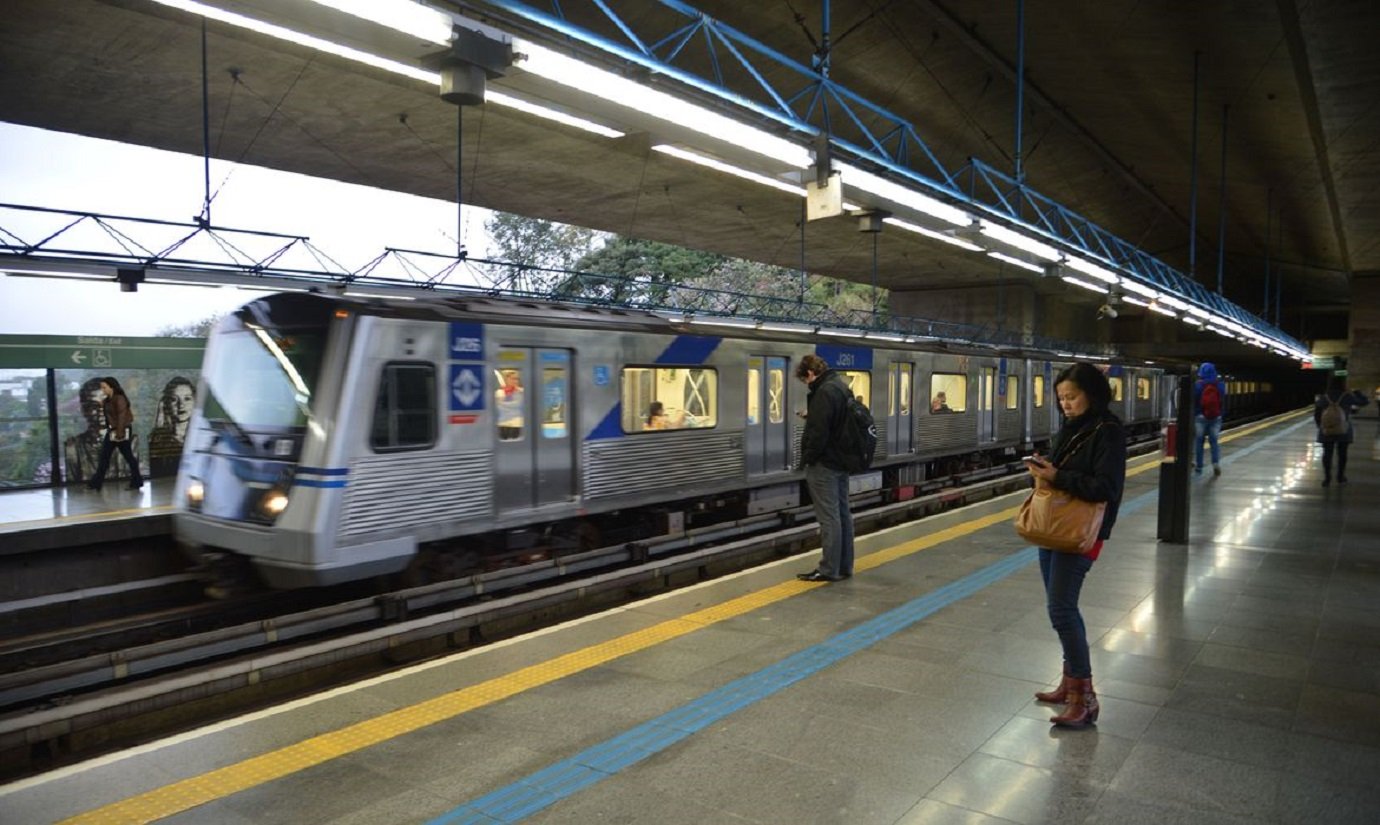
[428,418,1309,825]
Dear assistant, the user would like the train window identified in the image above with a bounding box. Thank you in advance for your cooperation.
[1136,377,1152,400]
[494,367,525,441]
[768,366,785,424]
[1033,374,1045,408]
[1109,377,1124,401]
[930,373,966,413]
[897,365,912,416]
[1005,376,1019,410]
[620,366,718,432]
[842,371,871,409]
[370,363,435,452]
[747,366,761,425]
[541,365,567,439]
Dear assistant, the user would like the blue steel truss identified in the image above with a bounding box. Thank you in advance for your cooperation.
[0,203,1110,357]
[478,0,1303,353]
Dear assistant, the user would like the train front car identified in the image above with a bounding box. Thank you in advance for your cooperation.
[173,292,360,589]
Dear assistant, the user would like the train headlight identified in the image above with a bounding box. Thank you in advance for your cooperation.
[260,490,290,518]
[187,480,205,507]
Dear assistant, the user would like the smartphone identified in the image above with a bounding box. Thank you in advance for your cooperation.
[1022,454,1047,466]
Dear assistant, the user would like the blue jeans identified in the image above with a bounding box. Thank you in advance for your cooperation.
[1039,549,1094,678]
[1194,415,1221,470]
[805,463,854,577]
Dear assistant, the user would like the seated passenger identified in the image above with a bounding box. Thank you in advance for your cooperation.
[646,401,670,430]
[931,391,953,413]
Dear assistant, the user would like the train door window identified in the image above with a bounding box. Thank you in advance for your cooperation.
[979,367,996,441]
[898,366,911,415]
[747,365,761,426]
[370,363,435,452]
[767,365,785,424]
[620,366,718,431]
[930,373,966,413]
[841,371,871,408]
[1033,374,1045,408]
[540,359,568,439]
[1005,375,1019,410]
[890,362,914,454]
[494,366,526,441]
[1136,377,1152,400]
[1109,376,1124,402]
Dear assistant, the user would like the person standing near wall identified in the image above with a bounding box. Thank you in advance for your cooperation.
[794,353,855,583]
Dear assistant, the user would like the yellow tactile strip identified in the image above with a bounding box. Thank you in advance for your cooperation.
[57,411,1300,823]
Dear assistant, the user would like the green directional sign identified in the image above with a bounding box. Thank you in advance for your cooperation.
[0,335,205,369]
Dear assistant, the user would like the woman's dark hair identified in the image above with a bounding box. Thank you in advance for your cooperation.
[646,401,664,426]
[1326,375,1345,396]
[1054,363,1113,415]
[101,376,128,397]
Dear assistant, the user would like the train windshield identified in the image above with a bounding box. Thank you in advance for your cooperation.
[201,305,328,432]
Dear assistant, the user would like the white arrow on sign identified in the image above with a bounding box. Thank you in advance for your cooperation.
[452,368,482,407]
[70,350,87,365]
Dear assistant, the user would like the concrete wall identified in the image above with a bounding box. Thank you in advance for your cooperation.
[1349,273,1380,415]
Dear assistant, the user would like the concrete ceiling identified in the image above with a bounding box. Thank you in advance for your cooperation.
[2,0,1375,366]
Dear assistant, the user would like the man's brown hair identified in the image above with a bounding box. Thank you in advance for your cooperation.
[795,354,829,381]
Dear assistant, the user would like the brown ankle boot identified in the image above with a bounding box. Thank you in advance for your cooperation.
[1050,677,1099,727]
[1034,666,1071,703]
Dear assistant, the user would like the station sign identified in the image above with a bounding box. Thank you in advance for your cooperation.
[0,334,205,369]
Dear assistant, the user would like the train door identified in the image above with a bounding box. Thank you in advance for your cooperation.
[494,347,574,510]
[979,365,997,442]
[889,361,914,454]
[746,355,790,475]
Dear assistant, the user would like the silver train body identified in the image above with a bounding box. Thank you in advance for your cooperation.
[172,292,1170,588]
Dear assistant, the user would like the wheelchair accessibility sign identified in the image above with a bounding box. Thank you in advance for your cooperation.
[449,364,485,424]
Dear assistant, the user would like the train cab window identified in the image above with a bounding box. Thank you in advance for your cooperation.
[1136,377,1152,400]
[620,366,718,432]
[495,368,525,441]
[841,371,871,409]
[370,363,435,452]
[1033,374,1046,408]
[1109,377,1124,402]
[930,373,966,413]
[1004,376,1019,410]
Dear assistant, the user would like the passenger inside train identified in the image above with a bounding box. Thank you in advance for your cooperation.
[931,391,952,413]
[496,369,524,441]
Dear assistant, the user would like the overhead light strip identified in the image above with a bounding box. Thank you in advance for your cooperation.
[835,162,971,227]
[489,91,623,138]
[653,146,805,196]
[884,217,984,252]
[987,251,1045,274]
[980,220,1061,261]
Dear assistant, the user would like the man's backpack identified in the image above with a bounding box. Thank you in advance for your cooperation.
[1200,381,1222,420]
[836,395,878,473]
[1319,397,1348,437]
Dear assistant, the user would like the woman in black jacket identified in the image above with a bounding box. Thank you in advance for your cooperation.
[1024,363,1126,727]
[1313,376,1369,486]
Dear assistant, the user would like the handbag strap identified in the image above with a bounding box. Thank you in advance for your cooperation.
[1054,421,1104,469]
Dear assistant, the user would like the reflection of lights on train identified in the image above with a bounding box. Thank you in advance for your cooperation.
[1122,452,1311,634]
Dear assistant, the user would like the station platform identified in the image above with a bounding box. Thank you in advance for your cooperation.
[2,412,1377,825]
[0,479,175,555]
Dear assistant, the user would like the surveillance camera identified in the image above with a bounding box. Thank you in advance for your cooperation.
[1097,304,1118,320]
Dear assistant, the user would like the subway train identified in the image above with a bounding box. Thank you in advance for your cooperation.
[173,291,1215,589]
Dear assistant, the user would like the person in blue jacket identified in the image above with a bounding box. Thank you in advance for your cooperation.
[1192,362,1226,476]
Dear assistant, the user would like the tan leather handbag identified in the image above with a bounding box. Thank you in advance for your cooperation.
[1015,424,1106,553]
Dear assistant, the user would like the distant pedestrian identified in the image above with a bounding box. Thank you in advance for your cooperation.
[794,353,855,582]
[1315,376,1368,486]
[1193,361,1226,476]
[1024,363,1126,728]
[86,377,144,492]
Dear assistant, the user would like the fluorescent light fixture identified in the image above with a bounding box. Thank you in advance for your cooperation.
[1148,302,1178,318]
[819,327,866,338]
[1158,294,1190,311]
[149,0,439,84]
[867,332,907,343]
[988,251,1045,274]
[758,322,815,334]
[515,39,810,168]
[884,217,984,251]
[1120,295,1149,307]
[835,161,971,226]
[689,316,759,329]
[1182,315,1204,327]
[302,0,453,45]
[1187,306,1211,320]
[490,91,624,138]
[980,221,1061,261]
[1118,279,1159,299]
[1061,275,1110,294]
[1063,255,1120,284]
[653,145,805,196]
[345,289,418,301]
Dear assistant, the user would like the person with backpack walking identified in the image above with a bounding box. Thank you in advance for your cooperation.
[1193,362,1226,476]
[85,376,145,492]
[1315,376,1369,486]
[794,353,858,582]
[1024,363,1126,728]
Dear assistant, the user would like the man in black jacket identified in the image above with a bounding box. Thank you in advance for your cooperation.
[795,354,855,582]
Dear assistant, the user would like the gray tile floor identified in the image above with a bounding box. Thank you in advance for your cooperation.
[1,414,1377,824]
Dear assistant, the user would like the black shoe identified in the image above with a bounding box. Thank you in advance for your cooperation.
[86,482,101,492]
[127,480,144,490]
[796,570,844,582]
[1213,465,1221,477]
[1338,475,1348,484]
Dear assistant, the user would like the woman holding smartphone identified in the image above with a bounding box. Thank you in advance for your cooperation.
[1023,363,1126,727]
